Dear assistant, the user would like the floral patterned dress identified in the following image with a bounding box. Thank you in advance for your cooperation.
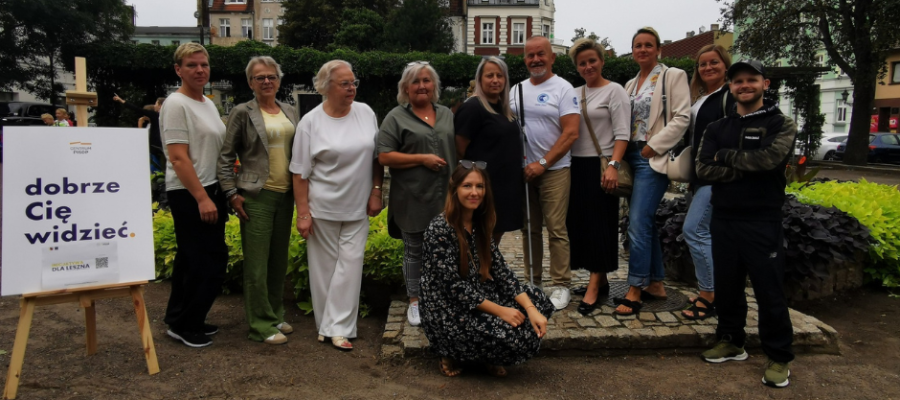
[420,213,555,366]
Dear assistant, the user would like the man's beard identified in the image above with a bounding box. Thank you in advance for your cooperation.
[529,65,548,78]
[736,90,763,106]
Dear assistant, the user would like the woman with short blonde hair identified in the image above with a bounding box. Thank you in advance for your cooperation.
[378,61,456,327]
[291,60,383,351]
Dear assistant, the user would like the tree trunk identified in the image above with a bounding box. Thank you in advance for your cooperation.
[49,53,57,107]
[842,74,876,166]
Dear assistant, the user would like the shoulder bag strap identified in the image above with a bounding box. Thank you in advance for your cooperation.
[722,89,729,115]
[581,86,605,158]
[661,68,668,127]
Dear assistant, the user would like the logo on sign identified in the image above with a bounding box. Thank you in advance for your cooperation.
[537,93,550,104]
[69,141,92,155]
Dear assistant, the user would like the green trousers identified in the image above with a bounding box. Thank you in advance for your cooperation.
[241,189,294,342]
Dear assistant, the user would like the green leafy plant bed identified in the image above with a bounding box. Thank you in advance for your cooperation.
[657,194,873,301]
[153,206,405,315]
[787,179,900,289]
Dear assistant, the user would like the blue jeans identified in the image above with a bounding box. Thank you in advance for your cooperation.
[624,148,668,287]
[683,185,714,292]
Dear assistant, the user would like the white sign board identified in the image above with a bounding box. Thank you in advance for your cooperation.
[2,127,155,295]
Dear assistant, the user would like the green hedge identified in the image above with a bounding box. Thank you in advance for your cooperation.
[64,40,696,127]
[787,179,900,288]
[152,205,404,314]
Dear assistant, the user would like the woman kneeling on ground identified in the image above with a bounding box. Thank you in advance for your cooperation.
[420,162,554,377]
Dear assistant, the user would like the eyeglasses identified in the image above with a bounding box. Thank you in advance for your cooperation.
[252,75,279,83]
[407,61,430,67]
[336,79,360,90]
[459,160,487,169]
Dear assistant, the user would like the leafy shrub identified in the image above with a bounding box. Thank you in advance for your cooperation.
[152,207,405,312]
[655,194,872,292]
[787,179,900,288]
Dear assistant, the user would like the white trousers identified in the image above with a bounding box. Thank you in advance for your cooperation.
[307,218,368,338]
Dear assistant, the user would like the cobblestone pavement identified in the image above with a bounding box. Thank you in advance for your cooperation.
[381,229,839,358]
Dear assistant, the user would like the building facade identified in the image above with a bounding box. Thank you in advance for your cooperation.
[132,26,202,46]
[207,0,286,47]
[873,49,900,132]
[659,24,733,59]
[447,0,565,56]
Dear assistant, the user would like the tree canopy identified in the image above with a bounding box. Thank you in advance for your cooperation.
[720,0,900,165]
[279,0,453,53]
[0,0,134,105]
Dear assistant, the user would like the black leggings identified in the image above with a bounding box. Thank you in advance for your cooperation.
[163,184,228,332]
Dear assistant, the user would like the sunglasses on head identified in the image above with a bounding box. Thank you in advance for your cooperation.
[459,160,487,169]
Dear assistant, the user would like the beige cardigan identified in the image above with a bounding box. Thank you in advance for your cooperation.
[624,65,691,174]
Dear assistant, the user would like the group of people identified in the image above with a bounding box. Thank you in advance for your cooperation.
[157,23,797,387]
[41,108,74,127]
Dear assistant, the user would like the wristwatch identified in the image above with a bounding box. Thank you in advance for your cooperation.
[538,158,548,168]
[609,160,621,170]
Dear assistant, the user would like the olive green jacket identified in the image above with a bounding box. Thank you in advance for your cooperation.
[217,98,300,199]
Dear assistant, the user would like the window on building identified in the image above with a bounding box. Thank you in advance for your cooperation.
[224,0,246,3]
[219,19,231,37]
[836,100,849,123]
[542,24,550,38]
[241,18,252,38]
[172,40,180,46]
[277,18,284,27]
[263,19,274,40]
[892,62,900,84]
[151,40,160,46]
[482,22,494,44]
[815,54,825,67]
[512,23,525,45]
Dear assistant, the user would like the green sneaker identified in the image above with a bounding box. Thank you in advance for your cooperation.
[762,359,791,388]
[701,340,749,363]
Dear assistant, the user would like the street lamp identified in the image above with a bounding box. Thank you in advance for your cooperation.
[841,89,852,105]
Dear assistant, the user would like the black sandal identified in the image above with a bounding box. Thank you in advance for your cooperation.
[577,300,597,316]
[681,297,716,320]
[612,298,642,315]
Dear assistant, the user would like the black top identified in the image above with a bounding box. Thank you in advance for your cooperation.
[122,101,162,150]
[454,97,524,232]
[696,100,798,221]
[691,88,736,188]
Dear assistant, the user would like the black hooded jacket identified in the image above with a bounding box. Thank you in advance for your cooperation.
[695,100,797,221]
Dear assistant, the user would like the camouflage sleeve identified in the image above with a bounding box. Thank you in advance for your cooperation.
[717,115,797,172]
[696,122,742,183]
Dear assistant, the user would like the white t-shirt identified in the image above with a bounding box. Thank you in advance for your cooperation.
[509,75,580,170]
[571,83,631,157]
[289,102,378,222]
[159,92,226,191]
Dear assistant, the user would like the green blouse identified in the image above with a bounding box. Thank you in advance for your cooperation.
[377,103,457,233]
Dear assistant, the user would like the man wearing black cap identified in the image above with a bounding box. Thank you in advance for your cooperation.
[695,59,797,388]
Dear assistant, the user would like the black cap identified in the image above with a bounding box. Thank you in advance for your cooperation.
[727,59,766,80]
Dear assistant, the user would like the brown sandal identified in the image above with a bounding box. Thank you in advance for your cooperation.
[440,358,462,377]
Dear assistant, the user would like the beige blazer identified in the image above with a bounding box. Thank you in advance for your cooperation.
[218,98,300,198]
[624,65,691,174]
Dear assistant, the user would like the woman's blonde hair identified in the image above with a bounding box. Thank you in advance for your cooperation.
[690,44,733,103]
[312,60,353,100]
[397,62,441,106]
[473,56,513,121]
[55,108,69,118]
[632,26,661,48]
[41,113,53,120]
[245,56,284,84]
[569,37,606,64]
[173,42,209,66]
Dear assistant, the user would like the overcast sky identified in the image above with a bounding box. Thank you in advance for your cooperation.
[127,0,731,52]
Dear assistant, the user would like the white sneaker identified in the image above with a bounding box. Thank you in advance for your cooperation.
[549,287,571,310]
[407,301,421,326]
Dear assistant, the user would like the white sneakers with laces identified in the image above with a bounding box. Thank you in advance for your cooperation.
[549,287,571,310]
[408,301,421,326]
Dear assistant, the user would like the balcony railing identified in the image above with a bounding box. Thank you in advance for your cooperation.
[468,0,541,6]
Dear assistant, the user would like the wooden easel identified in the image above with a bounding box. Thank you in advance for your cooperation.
[3,282,160,399]
[3,58,160,400]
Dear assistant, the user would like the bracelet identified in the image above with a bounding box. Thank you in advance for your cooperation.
[525,305,537,311]
[298,214,311,220]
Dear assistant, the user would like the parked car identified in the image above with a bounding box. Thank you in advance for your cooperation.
[0,102,63,162]
[795,133,849,160]
[834,133,900,164]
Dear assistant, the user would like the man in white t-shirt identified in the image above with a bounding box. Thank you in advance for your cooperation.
[509,36,581,310]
